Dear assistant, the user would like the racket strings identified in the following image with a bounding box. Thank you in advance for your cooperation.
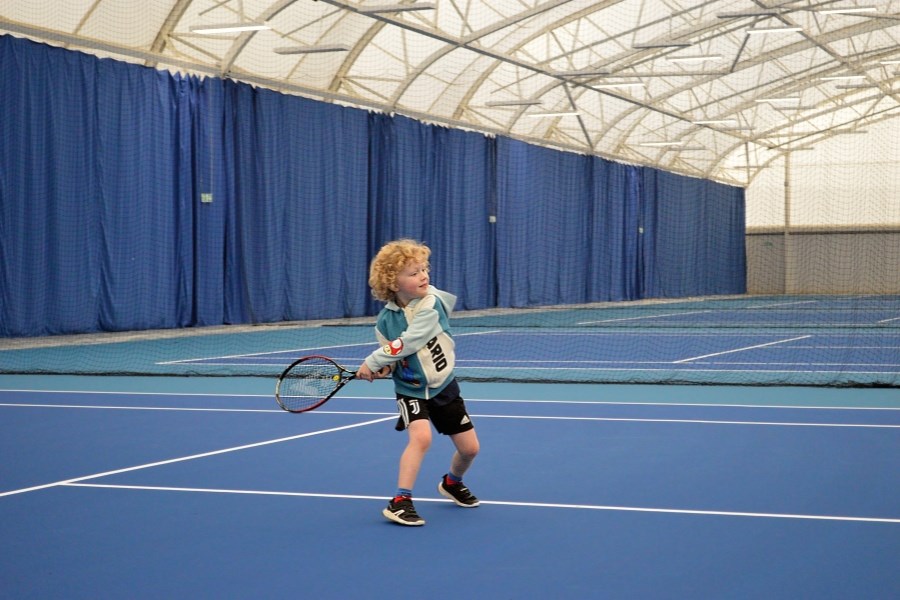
[278,360,342,411]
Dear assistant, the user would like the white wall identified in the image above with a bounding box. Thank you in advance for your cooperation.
[746,120,900,229]
[745,119,900,294]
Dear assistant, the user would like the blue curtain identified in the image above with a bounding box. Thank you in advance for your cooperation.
[1,37,101,335]
[495,137,595,307]
[0,34,746,337]
[191,78,228,326]
[496,139,657,306]
[0,37,200,335]
[94,65,199,332]
[222,82,371,323]
[367,114,495,311]
[639,168,746,297]
[588,158,642,302]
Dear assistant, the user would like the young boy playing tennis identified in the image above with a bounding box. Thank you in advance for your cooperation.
[356,239,480,526]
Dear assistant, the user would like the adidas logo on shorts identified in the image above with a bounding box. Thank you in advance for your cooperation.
[460,415,470,425]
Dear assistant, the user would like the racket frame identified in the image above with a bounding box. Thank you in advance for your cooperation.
[275,355,356,413]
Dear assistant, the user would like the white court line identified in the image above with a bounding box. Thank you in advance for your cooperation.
[157,342,371,365]
[470,414,900,428]
[462,359,900,366]
[0,416,393,498]
[0,403,282,413]
[690,361,900,367]
[63,483,900,524]
[0,402,393,419]
[2,402,897,427]
[577,310,712,325]
[673,335,811,363]
[463,359,718,365]
[456,365,898,375]
[0,389,272,397]
[781,345,900,349]
[742,300,820,308]
[4,389,900,411]
[879,316,900,324]
[463,331,900,337]
[466,399,900,411]
[161,331,498,366]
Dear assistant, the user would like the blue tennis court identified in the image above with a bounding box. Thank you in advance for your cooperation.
[2,376,898,599]
[166,329,900,384]
[5,294,898,387]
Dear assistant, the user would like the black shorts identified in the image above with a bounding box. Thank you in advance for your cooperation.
[395,379,474,436]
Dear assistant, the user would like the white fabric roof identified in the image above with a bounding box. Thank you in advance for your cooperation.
[4,0,900,185]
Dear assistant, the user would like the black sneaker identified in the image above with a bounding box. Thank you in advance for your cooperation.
[438,475,480,507]
[383,496,425,526]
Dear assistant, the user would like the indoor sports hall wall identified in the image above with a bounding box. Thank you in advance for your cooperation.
[745,120,900,295]
[0,35,745,338]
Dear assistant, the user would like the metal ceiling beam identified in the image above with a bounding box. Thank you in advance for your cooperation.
[312,0,691,125]
[148,0,196,60]
[597,11,900,162]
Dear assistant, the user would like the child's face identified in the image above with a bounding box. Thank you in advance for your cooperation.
[393,259,429,306]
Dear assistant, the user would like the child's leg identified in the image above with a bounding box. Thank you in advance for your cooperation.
[397,419,432,490]
[448,428,479,479]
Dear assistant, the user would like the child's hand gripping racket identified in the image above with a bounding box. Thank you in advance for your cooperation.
[275,356,357,413]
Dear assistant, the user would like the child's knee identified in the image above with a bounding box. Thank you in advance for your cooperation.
[408,425,432,452]
[457,435,479,460]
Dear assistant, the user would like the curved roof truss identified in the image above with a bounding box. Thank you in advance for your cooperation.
[4,0,900,185]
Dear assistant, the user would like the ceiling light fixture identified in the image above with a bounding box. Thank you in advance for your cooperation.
[485,100,543,107]
[628,71,726,78]
[746,26,802,34]
[596,82,645,89]
[553,69,613,77]
[820,75,866,81]
[637,141,684,147]
[756,96,802,103]
[190,23,270,34]
[817,7,877,15]
[717,11,779,18]
[359,3,436,13]
[633,41,692,49]
[526,111,581,118]
[274,45,351,54]
[667,55,724,63]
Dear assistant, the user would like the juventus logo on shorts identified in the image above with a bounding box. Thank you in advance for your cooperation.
[396,398,420,428]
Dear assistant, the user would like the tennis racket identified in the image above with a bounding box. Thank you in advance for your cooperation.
[275,355,356,413]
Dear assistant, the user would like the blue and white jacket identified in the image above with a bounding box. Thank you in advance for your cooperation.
[363,286,456,399]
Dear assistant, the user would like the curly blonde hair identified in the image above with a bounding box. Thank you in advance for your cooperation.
[368,239,431,303]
